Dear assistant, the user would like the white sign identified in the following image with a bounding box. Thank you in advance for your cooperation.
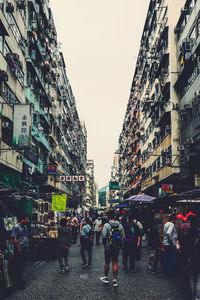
[13,104,31,148]
[66,176,72,182]
[59,175,85,182]
[60,176,66,182]
[72,176,78,181]
[79,176,85,181]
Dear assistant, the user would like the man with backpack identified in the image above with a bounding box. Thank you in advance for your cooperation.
[100,210,124,287]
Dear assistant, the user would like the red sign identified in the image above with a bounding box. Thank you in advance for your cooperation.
[162,184,173,193]
[72,176,78,181]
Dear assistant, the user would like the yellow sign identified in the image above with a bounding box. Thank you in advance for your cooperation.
[51,194,67,212]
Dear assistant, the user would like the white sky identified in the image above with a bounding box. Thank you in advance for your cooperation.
[50,0,149,188]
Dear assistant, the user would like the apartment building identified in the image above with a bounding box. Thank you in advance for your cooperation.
[119,0,188,199]
[0,0,87,208]
[0,0,26,189]
[85,159,95,208]
[109,151,120,204]
[174,0,200,189]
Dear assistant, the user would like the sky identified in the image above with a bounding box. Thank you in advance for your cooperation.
[50,0,149,189]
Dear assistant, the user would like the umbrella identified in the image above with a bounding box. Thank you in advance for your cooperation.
[125,193,155,203]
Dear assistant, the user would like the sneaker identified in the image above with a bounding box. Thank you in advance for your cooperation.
[65,266,69,272]
[82,263,88,268]
[60,269,65,274]
[100,276,109,284]
[112,279,118,287]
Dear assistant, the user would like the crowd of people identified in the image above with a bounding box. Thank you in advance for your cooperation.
[10,208,200,299]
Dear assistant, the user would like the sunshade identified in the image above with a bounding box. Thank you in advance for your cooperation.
[125,193,155,203]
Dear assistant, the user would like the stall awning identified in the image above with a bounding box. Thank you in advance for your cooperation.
[0,166,22,190]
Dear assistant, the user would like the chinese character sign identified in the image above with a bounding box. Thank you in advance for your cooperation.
[13,104,31,148]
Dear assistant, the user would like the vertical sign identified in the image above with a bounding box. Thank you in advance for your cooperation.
[13,104,31,148]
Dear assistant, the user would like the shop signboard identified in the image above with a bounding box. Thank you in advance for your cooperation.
[51,194,67,212]
[161,184,173,195]
[44,165,57,175]
[109,181,119,190]
[13,104,31,148]
[194,174,200,187]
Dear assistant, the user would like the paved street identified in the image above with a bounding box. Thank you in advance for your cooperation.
[5,241,187,300]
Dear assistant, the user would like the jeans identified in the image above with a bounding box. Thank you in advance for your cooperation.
[164,245,177,275]
[80,237,92,265]
[71,226,77,243]
[123,243,137,270]
[95,232,101,245]
[58,247,69,270]
[12,248,27,287]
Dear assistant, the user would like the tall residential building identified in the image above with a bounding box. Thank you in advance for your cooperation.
[119,0,187,199]
[109,150,120,204]
[85,159,95,208]
[174,0,200,189]
[0,0,87,208]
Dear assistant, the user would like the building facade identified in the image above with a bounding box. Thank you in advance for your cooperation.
[118,0,194,200]
[85,159,95,208]
[0,0,87,209]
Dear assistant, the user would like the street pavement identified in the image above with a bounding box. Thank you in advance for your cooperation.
[5,240,187,300]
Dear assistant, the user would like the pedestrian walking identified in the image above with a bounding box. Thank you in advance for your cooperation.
[163,214,178,276]
[94,216,102,245]
[11,214,29,289]
[80,216,93,268]
[122,215,141,272]
[71,212,79,243]
[100,210,124,287]
[57,218,72,274]
[147,219,161,274]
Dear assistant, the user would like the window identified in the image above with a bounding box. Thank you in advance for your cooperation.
[1,83,20,105]
[5,13,23,44]
[0,36,3,53]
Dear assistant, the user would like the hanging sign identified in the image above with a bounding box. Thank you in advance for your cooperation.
[13,104,31,148]
[51,194,67,212]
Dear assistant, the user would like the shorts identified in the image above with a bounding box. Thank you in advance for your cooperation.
[105,247,120,264]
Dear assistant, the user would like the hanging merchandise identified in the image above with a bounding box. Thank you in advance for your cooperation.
[3,215,18,231]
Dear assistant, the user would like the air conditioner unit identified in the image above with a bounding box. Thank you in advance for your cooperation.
[180,109,187,116]
[16,0,26,9]
[166,125,171,131]
[177,146,185,151]
[181,7,189,15]
[184,104,191,110]
[154,131,160,137]
[0,70,8,82]
[6,2,14,13]
[174,26,181,34]
[12,53,20,62]
[152,172,158,179]
[194,90,200,98]
[2,121,12,129]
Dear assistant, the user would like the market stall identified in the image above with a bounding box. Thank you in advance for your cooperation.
[30,198,59,260]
